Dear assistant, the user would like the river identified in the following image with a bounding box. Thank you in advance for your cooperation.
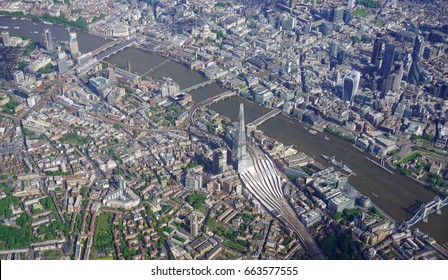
[2,16,447,244]
[0,16,111,53]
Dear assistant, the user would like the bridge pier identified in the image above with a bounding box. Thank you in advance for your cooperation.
[436,209,442,215]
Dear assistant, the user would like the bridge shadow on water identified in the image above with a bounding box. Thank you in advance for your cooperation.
[402,199,424,218]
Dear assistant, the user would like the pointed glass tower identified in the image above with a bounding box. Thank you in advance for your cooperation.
[232,103,248,172]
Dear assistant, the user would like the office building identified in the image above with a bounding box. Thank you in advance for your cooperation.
[348,0,356,10]
[57,58,69,75]
[329,40,339,58]
[412,36,424,60]
[232,103,248,173]
[332,7,344,24]
[408,57,421,85]
[44,29,54,51]
[381,43,397,78]
[392,62,404,92]
[69,31,80,59]
[371,36,383,66]
[13,71,24,84]
[343,70,361,103]
[1,31,10,46]
[185,171,202,191]
[328,195,355,212]
[433,82,447,100]
[212,149,227,175]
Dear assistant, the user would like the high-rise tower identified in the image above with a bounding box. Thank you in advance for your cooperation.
[408,57,421,85]
[232,103,248,173]
[412,35,424,60]
[408,35,424,86]
[212,149,227,175]
[44,29,53,51]
[343,70,361,103]
[371,36,383,66]
[381,43,397,78]
[69,31,80,59]
[1,31,10,46]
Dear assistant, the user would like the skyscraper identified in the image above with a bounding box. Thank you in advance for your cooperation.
[408,35,424,86]
[412,35,424,60]
[0,31,10,46]
[190,211,199,237]
[408,57,421,85]
[232,103,248,173]
[381,43,397,78]
[332,7,345,24]
[371,36,383,66]
[348,0,356,10]
[57,58,69,75]
[343,70,361,103]
[433,82,447,100]
[330,40,339,58]
[44,29,53,51]
[392,62,404,92]
[212,149,227,175]
[69,31,80,59]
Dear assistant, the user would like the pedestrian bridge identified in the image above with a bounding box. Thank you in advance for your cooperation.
[182,80,215,93]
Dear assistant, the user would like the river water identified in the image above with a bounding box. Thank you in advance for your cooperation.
[0,16,110,53]
[3,16,447,244]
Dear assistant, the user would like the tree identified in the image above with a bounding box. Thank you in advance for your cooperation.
[423,133,434,142]
[350,35,360,44]
[334,212,342,220]
[81,186,89,197]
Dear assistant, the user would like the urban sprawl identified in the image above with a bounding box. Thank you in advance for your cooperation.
[0,0,447,260]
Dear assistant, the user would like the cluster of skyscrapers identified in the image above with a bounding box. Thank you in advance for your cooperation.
[43,28,79,58]
[340,32,431,106]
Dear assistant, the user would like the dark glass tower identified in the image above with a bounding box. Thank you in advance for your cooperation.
[371,36,383,66]
[381,43,397,78]
[408,57,421,85]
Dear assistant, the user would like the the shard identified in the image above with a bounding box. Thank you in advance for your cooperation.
[232,103,248,172]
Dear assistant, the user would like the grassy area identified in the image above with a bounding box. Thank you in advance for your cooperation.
[415,139,432,148]
[352,9,370,18]
[43,250,61,259]
[94,213,114,250]
[205,218,223,234]
[399,152,420,164]
[222,239,247,253]
[60,132,91,146]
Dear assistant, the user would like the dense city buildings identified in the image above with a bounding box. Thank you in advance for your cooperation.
[0,0,447,261]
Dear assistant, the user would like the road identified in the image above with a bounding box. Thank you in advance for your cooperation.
[0,67,79,143]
